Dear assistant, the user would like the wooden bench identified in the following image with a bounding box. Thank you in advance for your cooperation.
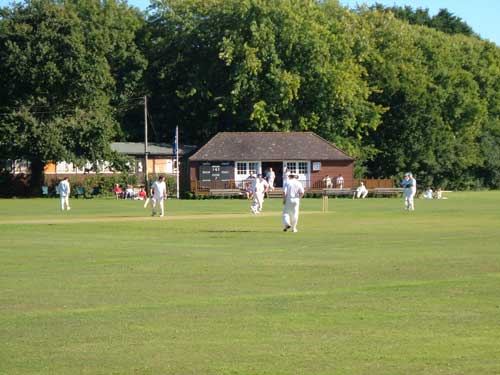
[209,189,243,197]
[322,188,356,197]
[371,187,404,197]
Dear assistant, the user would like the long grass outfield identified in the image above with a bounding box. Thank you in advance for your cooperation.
[1,192,499,374]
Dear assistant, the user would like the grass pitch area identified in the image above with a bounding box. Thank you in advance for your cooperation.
[1,192,500,374]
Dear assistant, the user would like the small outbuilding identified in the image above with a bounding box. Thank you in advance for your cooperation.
[189,132,355,193]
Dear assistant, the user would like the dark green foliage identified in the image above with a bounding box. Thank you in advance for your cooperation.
[0,0,146,193]
[143,0,382,157]
[368,4,476,37]
[354,8,500,189]
[69,173,138,198]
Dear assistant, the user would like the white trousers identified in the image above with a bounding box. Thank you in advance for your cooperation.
[251,193,264,213]
[356,190,368,199]
[268,178,275,191]
[152,197,164,216]
[60,196,70,210]
[404,193,415,210]
[283,198,300,231]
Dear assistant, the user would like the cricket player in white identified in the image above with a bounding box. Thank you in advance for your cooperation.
[58,177,71,211]
[251,174,269,214]
[354,181,368,199]
[150,175,167,217]
[401,172,417,210]
[282,174,304,233]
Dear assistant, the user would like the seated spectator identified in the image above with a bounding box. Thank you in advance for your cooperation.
[113,184,123,199]
[322,175,332,188]
[423,187,433,199]
[336,174,344,189]
[436,188,448,199]
[125,185,135,199]
[244,182,252,200]
[136,187,147,200]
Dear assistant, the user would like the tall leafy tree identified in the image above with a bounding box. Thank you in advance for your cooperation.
[356,10,488,188]
[368,3,476,37]
[143,0,383,157]
[0,0,146,191]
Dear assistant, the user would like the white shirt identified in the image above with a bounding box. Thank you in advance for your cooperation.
[283,178,304,200]
[58,180,71,197]
[254,179,269,195]
[336,176,344,185]
[151,180,167,199]
[357,184,367,194]
[402,177,417,195]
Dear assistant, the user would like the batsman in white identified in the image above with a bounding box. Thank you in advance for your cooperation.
[150,175,167,217]
[58,177,71,211]
[251,174,269,214]
[282,173,304,233]
[401,172,417,211]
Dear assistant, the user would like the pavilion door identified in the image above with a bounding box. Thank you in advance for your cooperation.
[261,162,283,188]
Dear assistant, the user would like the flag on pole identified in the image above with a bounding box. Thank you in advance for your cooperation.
[174,126,180,199]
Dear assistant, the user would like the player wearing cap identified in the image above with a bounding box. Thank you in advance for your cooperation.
[401,172,417,211]
[282,173,305,232]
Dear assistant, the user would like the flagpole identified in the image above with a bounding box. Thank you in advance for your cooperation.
[144,95,149,190]
[176,125,180,199]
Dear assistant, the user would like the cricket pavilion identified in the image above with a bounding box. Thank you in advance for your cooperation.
[189,132,355,195]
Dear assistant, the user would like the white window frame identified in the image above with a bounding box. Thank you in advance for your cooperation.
[235,161,261,184]
[236,162,247,176]
[283,160,310,187]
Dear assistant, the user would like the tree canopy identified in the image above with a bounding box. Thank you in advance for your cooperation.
[0,0,146,188]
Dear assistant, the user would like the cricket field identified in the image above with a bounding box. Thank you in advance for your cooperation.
[1,192,499,374]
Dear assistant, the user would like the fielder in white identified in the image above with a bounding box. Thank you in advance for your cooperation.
[150,175,167,217]
[251,174,269,214]
[58,177,71,211]
[401,172,417,211]
[282,174,305,233]
[354,181,368,199]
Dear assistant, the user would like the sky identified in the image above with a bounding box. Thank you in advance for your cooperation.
[0,0,498,45]
[339,0,500,45]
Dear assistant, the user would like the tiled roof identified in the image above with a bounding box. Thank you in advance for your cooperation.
[111,142,197,156]
[189,132,354,161]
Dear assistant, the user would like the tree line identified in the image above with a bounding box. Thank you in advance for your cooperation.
[1,0,499,191]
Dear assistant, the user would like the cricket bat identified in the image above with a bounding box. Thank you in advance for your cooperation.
[143,197,150,208]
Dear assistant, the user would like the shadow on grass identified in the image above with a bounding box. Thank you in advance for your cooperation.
[200,229,258,233]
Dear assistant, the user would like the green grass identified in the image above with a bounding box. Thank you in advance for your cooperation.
[1,192,500,374]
